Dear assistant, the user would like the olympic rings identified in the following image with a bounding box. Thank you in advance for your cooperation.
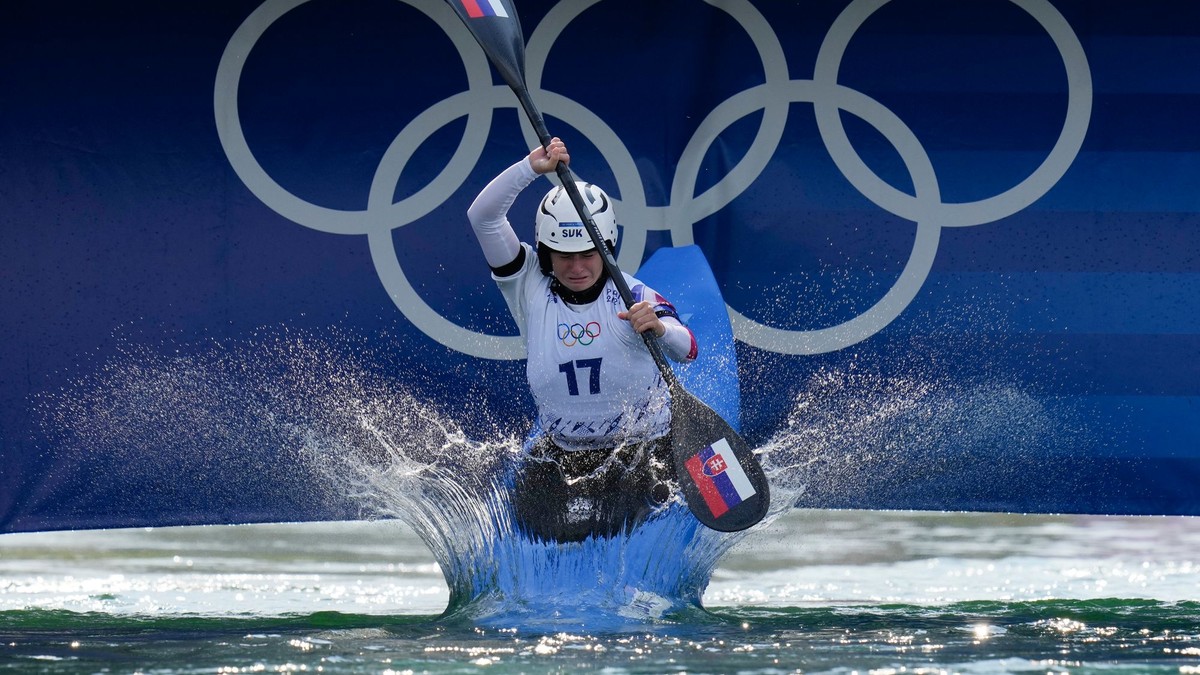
[215,0,1092,358]
[558,322,602,347]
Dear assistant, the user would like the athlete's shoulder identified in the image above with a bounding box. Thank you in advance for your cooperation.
[493,242,540,281]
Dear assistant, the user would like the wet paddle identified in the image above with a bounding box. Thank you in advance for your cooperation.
[446,0,769,531]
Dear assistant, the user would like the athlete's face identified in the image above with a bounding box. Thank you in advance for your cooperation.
[550,249,604,292]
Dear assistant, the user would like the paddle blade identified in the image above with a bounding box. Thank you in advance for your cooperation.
[444,0,528,93]
[671,388,770,532]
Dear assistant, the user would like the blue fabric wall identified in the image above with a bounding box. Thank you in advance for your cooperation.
[2,0,1198,531]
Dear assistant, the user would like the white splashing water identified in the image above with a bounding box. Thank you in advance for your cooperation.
[35,328,1081,629]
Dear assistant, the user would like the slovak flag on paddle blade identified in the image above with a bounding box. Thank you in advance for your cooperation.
[458,0,508,18]
[684,438,757,518]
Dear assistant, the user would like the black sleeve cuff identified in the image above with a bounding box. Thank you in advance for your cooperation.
[489,247,526,278]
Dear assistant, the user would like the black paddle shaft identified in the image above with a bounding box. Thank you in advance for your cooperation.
[510,91,683,391]
[440,0,678,388]
[516,95,768,532]
[444,0,769,532]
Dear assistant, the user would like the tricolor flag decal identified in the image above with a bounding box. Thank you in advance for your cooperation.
[684,438,757,518]
[459,0,508,18]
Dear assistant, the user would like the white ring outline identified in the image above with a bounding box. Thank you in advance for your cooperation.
[813,0,1092,229]
[215,0,529,358]
[215,0,1092,359]
[688,80,944,355]
[216,0,498,235]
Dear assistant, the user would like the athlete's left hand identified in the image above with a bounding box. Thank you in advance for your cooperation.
[618,301,665,338]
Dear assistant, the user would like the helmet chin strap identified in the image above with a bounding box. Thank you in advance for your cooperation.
[550,268,610,305]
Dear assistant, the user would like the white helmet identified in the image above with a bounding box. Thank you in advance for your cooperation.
[535,182,618,254]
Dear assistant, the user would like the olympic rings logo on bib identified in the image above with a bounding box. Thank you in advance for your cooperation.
[558,322,601,347]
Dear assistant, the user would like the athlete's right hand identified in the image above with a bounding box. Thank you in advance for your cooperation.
[529,137,569,174]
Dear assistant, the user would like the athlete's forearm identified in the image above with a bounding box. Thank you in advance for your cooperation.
[466,159,538,269]
[659,320,698,362]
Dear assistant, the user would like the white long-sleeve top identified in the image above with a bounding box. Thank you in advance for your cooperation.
[467,159,698,450]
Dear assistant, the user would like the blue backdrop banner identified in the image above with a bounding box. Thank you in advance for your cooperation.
[3,0,1198,532]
